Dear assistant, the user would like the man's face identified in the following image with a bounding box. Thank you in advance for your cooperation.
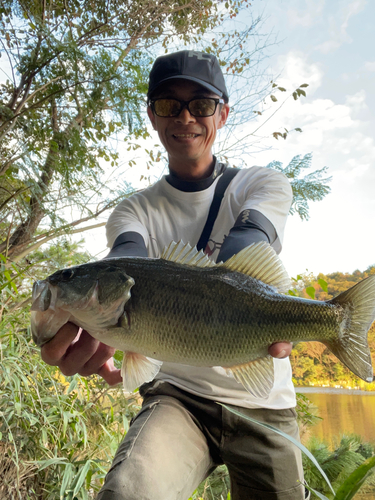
[147,80,229,178]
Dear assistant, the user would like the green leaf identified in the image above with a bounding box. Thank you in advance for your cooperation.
[300,83,309,88]
[34,457,68,471]
[67,376,78,394]
[318,278,328,292]
[334,455,375,500]
[60,463,74,499]
[306,286,315,299]
[72,460,92,496]
[219,403,335,497]
[270,94,277,102]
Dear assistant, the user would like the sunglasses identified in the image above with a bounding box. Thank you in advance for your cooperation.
[149,97,225,118]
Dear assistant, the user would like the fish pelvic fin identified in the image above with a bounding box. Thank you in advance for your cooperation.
[225,355,274,398]
[325,275,375,383]
[221,241,291,293]
[121,351,163,393]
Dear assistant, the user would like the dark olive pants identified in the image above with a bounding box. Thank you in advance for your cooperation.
[96,382,306,500]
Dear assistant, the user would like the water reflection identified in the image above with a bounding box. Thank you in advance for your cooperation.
[298,388,375,499]
[298,388,375,447]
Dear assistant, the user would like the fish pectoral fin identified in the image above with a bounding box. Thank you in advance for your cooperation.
[225,355,274,398]
[121,351,163,393]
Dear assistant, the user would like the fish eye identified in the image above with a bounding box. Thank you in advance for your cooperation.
[61,269,74,281]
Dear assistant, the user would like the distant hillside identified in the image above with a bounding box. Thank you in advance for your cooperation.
[290,265,375,390]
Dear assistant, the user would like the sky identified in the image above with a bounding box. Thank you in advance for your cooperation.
[240,0,375,278]
[84,0,375,278]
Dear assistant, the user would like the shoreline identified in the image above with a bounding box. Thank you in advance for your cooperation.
[296,386,375,396]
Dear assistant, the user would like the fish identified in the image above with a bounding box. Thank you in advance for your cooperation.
[30,241,375,398]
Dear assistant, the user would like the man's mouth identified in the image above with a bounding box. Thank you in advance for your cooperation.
[172,133,199,138]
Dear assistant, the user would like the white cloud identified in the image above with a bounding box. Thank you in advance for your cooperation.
[273,51,323,94]
[316,0,367,53]
[286,0,325,27]
[363,61,375,72]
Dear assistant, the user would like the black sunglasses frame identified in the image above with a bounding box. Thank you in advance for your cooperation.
[149,97,225,118]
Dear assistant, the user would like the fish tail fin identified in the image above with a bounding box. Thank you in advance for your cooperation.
[324,275,375,383]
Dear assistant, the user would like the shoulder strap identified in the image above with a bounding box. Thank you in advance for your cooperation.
[196,167,239,252]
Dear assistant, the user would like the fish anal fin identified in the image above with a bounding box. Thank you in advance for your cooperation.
[121,351,163,392]
[221,241,290,293]
[225,355,274,398]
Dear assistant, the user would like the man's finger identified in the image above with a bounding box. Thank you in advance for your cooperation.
[41,322,81,366]
[97,358,123,386]
[78,342,117,377]
[268,342,293,359]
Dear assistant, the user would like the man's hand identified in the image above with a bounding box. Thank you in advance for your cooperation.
[268,342,293,359]
[41,322,122,386]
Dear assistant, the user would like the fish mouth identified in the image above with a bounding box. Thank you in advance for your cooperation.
[31,280,53,312]
[30,280,72,346]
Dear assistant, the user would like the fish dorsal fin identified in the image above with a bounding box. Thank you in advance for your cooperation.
[220,242,290,293]
[225,355,274,398]
[161,240,216,268]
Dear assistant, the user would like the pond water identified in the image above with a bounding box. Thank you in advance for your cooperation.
[297,387,375,499]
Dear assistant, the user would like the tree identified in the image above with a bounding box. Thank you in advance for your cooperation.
[1,0,328,265]
[265,153,332,221]
[0,0,257,263]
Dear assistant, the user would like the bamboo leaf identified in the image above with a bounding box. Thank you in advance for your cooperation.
[72,460,92,496]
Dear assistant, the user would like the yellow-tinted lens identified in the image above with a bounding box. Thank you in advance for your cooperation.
[189,99,216,117]
[153,99,181,117]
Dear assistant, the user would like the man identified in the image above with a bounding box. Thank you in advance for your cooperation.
[41,50,307,499]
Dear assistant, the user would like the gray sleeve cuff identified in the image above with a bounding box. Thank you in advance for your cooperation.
[105,231,148,259]
[217,209,280,262]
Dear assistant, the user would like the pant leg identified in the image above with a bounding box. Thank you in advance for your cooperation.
[221,406,305,500]
[96,393,215,500]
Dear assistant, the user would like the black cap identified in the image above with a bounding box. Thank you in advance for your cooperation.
[148,50,229,102]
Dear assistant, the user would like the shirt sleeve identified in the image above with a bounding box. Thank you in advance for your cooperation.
[217,210,276,262]
[216,168,293,261]
[236,168,293,252]
[106,196,150,250]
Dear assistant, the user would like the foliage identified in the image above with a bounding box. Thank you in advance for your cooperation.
[266,153,332,221]
[303,435,375,499]
[0,242,141,499]
[0,0,273,263]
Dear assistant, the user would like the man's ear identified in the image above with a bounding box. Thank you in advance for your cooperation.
[217,103,230,130]
[147,106,156,130]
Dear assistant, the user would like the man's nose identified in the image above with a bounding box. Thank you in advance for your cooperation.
[174,107,196,124]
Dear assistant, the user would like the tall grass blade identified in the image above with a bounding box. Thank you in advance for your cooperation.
[220,403,335,496]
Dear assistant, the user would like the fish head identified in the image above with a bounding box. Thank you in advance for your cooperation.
[30,261,135,346]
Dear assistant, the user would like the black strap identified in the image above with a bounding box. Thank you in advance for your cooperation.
[196,167,239,251]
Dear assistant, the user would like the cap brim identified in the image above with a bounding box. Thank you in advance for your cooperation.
[148,75,225,100]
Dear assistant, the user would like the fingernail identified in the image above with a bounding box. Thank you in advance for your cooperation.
[276,350,286,359]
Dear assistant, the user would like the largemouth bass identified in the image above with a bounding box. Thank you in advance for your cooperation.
[31,241,375,398]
